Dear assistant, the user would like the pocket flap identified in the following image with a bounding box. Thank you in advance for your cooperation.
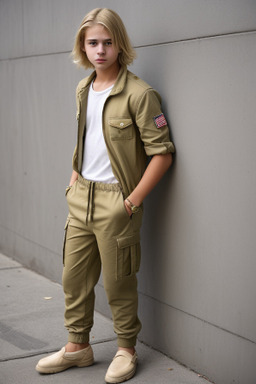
[117,232,140,249]
[109,118,133,129]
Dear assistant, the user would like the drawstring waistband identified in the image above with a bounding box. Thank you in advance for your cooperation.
[78,175,122,225]
[78,175,121,192]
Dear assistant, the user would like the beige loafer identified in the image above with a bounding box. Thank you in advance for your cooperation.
[36,345,94,374]
[105,350,137,383]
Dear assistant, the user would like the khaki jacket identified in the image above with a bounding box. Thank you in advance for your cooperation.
[73,66,175,197]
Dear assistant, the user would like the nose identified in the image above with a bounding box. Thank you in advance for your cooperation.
[97,43,105,55]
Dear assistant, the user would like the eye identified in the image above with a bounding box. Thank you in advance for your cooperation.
[105,41,112,46]
[88,41,97,46]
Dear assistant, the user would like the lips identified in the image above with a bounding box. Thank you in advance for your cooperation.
[96,59,106,63]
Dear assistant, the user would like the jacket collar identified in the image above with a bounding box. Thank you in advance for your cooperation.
[77,66,128,100]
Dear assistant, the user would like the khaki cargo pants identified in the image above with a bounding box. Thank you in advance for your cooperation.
[63,175,142,348]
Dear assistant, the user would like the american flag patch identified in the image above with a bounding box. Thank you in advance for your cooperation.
[153,113,167,128]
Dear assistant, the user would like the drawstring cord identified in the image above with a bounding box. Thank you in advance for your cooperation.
[85,181,95,226]
[90,182,95,222]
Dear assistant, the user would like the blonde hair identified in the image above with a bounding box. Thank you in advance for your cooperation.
[71,8,136,69]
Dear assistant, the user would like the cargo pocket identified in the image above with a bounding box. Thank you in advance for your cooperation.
[63,219,69,266]
[109,118,133,141]
[116,232,141,280]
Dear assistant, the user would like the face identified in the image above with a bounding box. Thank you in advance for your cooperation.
[83,24,120,72]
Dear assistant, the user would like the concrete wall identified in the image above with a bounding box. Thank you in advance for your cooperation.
[0,1,256,383]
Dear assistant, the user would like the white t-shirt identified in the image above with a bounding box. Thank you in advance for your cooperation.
[81,82,118,183]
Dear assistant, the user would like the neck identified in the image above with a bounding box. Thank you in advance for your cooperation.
[94,63,120,90]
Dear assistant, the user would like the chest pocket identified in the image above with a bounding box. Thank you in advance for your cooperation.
[109,118,133,141]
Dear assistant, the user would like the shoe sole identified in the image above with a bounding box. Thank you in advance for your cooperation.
[36,358,94,374]
[105,364,136,383]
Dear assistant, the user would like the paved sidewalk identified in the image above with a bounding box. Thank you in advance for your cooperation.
[0,253,211,384]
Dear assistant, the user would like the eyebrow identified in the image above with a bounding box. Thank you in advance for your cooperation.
[86,38,112,42]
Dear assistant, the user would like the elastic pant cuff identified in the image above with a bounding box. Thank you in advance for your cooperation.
[68,333,89,344]
[117,336,137,348]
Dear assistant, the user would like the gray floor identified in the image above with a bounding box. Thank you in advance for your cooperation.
[0,253,212,384]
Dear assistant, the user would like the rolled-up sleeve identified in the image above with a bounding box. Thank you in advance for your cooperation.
[135,89,175,156]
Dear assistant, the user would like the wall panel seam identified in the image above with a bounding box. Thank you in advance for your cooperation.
[135,29,256,49]
[96,283,256,346]
[1,30,255,63]
[0,225,61,258]
[136,290,256,346]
